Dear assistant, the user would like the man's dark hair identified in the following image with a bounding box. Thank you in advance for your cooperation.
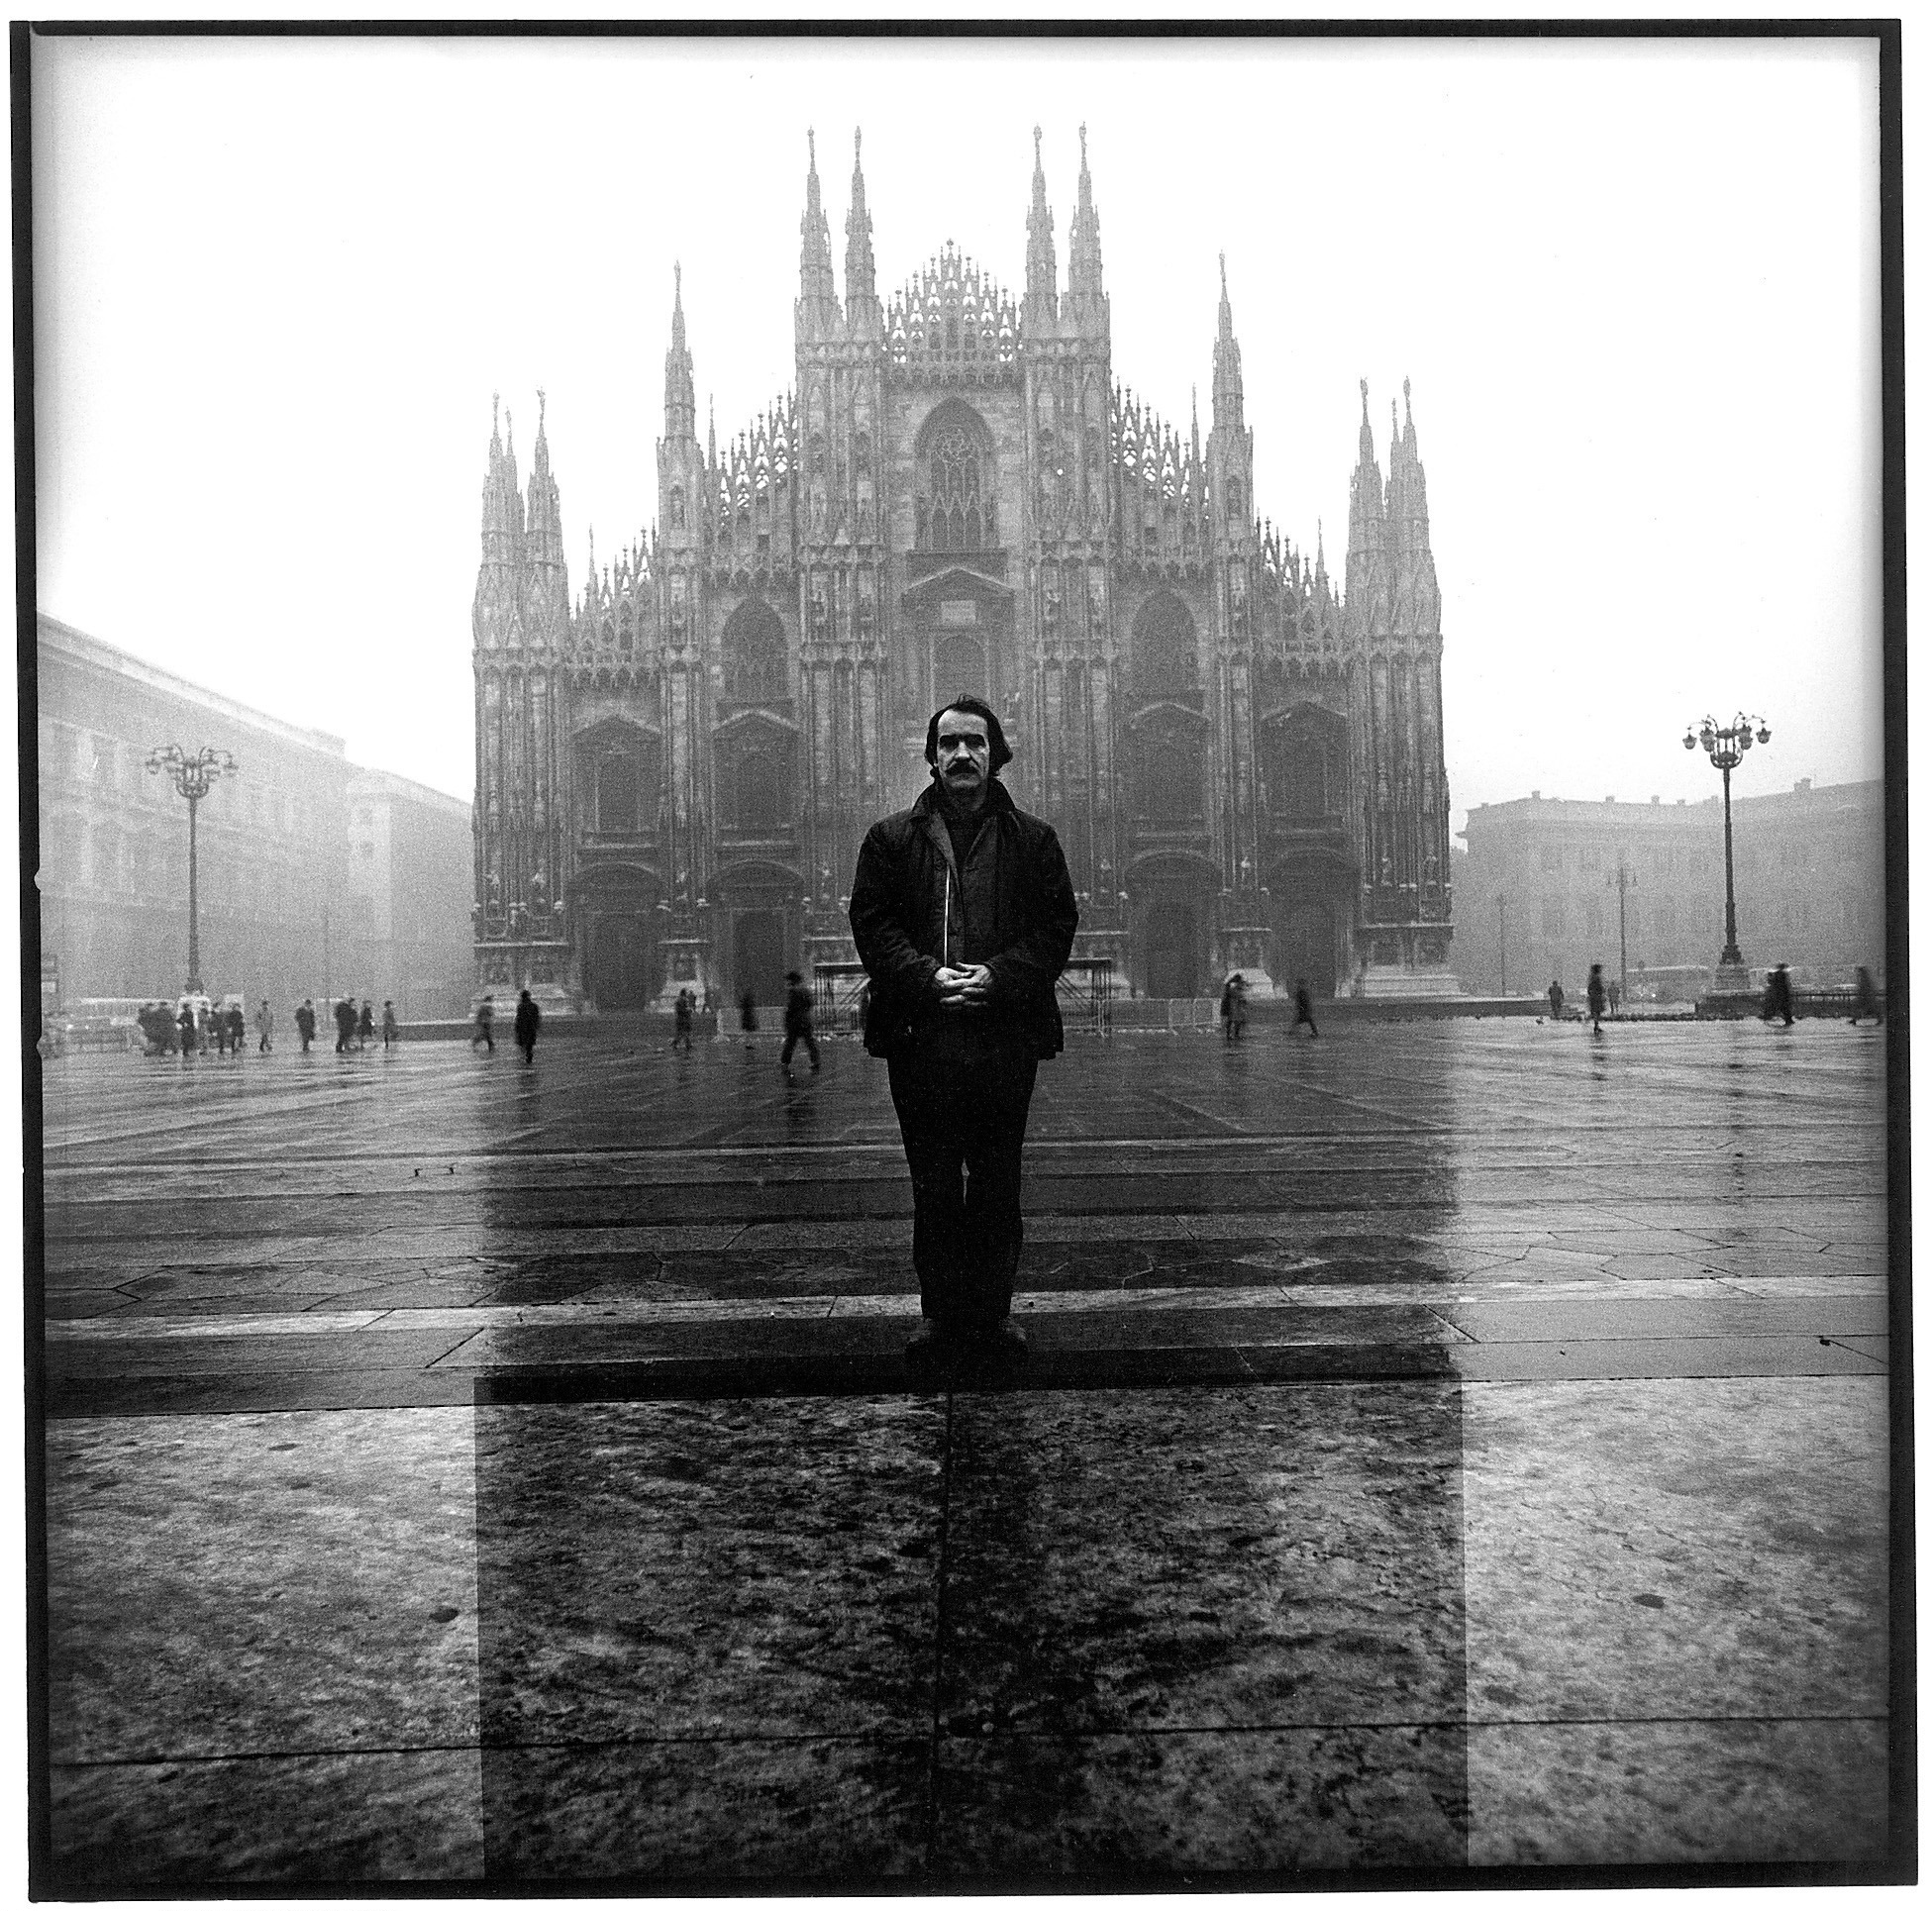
[924,693,1012,772]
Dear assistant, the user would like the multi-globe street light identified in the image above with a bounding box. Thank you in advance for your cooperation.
[1682,713,1771,972]
[146,744,238,994]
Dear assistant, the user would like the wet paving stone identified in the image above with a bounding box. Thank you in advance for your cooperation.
[34,1019,1897,1884]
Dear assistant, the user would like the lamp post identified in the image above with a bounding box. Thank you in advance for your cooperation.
[1607,858,1638,1005]
[1682,713,1771,972]
[146,744,237,993]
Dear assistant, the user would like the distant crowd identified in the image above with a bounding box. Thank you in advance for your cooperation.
[138,994,401,1057]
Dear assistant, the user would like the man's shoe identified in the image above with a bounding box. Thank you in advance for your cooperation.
[905,1319,953,1364]
[977,1317,1028,1358]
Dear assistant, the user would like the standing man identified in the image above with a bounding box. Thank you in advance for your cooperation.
[1290,977,1320,1040]
[514,987,542,1065]
[1586,962,1607,1033]
[295,998,316,1055]
[254,998,274,1054]
[780,970,820,1074]
[850,694,1078,1365]
[1547,978,1565,1020]
[381,1000,400,1049]
[334,996,356,1055]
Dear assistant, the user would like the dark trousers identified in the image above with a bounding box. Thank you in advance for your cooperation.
[781,1029,819,1069]
[887,1026,1038,1335]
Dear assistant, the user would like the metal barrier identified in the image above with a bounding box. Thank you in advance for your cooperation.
[814,957,1117,1038]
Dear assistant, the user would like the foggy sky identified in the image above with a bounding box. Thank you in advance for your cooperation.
[31,34,1883,833]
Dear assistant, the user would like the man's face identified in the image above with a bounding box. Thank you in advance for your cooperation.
[935,709,992,809]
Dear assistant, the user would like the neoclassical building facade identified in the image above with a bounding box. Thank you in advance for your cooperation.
[471,130,1455,1010]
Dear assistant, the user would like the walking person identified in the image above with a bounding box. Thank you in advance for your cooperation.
[1767,962,1795,1029]
[781,970,820,1074]
[357,999,374,1051]
[381,1000,399,1049]
[1851,965,1881,1027]
[514,987,542,1065]
[213,1003,231,1057]
[672,987,695,1053]
[226,1001,247,1057]
[739,988,759,1051]
[1547,978,1565,1020]
[471,994,495,1054]
[254,998,273,1054]
[1586,962,1606,1033]
[850,693,1078,1367]
[334,996,356,1055]
[295,999,316,1054]
[1290,977,1320,1040]
[176,1000,196,1061]
[1219,972,1248,1044]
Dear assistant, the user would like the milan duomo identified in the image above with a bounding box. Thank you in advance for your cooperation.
[470,129,1456,1014]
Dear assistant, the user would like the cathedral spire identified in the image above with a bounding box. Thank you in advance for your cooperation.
[844,126,879,334]
[664,264,695,440]
[1346,377,1387,596]
[798,128,841,341]
[1024,125,1058,330]
[1067,121,1104,326]
[1211,251,1244,435]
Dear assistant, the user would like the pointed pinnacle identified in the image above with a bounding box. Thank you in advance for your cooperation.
[807,127,816,168]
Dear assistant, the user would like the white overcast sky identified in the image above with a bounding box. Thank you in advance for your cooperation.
[32,32,1883,833]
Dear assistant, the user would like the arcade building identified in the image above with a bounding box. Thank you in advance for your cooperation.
[470,129,1457,1011]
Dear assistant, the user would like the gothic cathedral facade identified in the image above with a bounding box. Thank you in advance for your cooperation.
[471,130,1455,1011]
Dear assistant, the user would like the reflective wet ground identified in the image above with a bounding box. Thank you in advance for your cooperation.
[37,1019,1893,1885]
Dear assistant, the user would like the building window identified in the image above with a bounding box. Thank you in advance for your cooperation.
[597,754,641,834]
[1131,593,1199,700]
[734,753,779,832]
[1542,899,1565,935]
[1145,753,1198,824]
[1541,845,1562,873]
[916,404,997,553]
[721,600,787,703]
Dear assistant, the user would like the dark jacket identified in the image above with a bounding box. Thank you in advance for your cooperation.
[849,779,1078,1060]
[514,996,541,1045]
[783,983,814,1036]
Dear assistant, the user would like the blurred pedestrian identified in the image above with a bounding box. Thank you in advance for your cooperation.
[214,1005,231,1056]
[471,994,495,1054]
[226,1001,247,1056]
[295,999,316,1054]
[1607,979,1622,1017]
[254,998,273,1054]
[781,970,820,1073]
[176,1001,196,1060]
[514,987,541,1064]
[357,999,374,1051]
[739,988,759,1050]
[672,986,695,1052]
[1851,965,1881,1027]
[381,1000,399,1048]
[1291,977,1320,1040]
[1586,963,1606,1033]
[334,996,356,1054]
[1765,962,1794,1028]
[1219,972,1247,1044]
[1547,978,1565,1020]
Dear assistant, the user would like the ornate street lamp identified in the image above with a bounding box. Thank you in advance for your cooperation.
[1682,712,1771,970]
[1606,858,1638,1006]
[146,743,237,993]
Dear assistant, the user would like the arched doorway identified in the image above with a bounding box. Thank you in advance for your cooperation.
[1282,902,1338,998]
[589,915,655,1010]
[733,911,786,1009]
[1144,896,1200,999]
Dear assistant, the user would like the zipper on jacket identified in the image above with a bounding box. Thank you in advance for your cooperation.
[944,864,951,968]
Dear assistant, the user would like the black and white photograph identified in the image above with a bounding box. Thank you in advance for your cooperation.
[20,22,1906,1891]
